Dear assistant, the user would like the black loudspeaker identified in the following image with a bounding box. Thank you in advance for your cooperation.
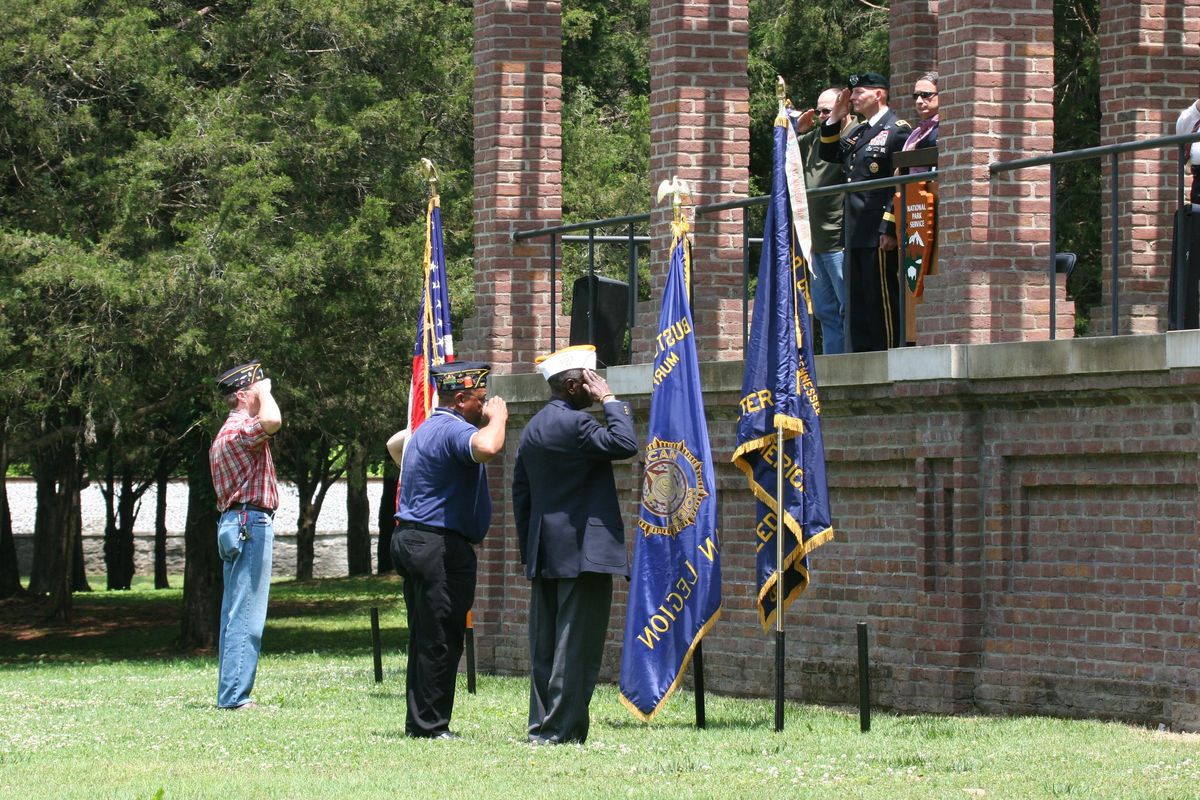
[1169,204,1200,330]
[569,274,630,367]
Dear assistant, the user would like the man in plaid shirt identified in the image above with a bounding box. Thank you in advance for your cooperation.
[209,360,282,709]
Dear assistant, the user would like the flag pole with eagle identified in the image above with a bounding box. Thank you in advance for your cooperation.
[619,177,722,722]
[731,78,834,731]
[407,158,455,431]
[400,158,478,691]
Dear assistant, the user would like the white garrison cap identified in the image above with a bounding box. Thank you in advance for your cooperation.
[535,344,596,381]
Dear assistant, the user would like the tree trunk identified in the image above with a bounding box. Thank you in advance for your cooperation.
[48,439,83,621]
[345,441,371,575]
[114,474,138,590]
[180,435,221,650]
[102,452,120,590]
[70,477,90,594]
[27,458,56,596]
[376,462,398,575]
[154,464,170,589]
[30,429,81,619]
[0,419,23,598]
[295,495,318,581]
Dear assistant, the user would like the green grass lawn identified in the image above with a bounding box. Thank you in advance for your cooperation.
[1,577,1196,799]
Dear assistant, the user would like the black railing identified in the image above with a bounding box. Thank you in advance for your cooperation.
[990,130,1200,338]
[514,129,1200,356]
[514,171,934,356]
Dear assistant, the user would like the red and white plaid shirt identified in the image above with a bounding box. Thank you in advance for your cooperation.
[209,410,278,512]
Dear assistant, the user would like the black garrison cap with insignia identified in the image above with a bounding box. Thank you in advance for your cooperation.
[216,361,265,395]
[848,71,889,90]
[431,361,490,392]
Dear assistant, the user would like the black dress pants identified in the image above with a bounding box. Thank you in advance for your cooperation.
[391,525,476,737]
[527,572,613,744]
[846,245,901,352]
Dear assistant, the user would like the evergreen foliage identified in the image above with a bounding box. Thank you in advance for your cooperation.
[0,0,1106,620]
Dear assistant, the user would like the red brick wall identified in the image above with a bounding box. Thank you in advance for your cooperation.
[889,0,939,126]
[641,0,750,364]
[469,3,566,666]
[917,0,1068,344]
[467,0,1200,731]
[469,1,565,374]
[478,344,1200,730]
[1099,0,1200,334]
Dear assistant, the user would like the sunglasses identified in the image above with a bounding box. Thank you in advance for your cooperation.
[816,108,833,115]
[912,91,938,101]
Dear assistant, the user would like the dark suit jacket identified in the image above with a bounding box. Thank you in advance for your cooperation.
[512,397,638,580]
[819,108,912,248]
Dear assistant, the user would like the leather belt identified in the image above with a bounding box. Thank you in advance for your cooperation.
[399,520,456,536]
[230,502,275,518]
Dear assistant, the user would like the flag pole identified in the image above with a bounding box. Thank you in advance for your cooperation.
[774,423,786,732]
[772,77,788,734]
[422,158,476,693]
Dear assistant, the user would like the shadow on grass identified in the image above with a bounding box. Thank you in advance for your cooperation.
[0,576,410,665]
[263,623,408,656]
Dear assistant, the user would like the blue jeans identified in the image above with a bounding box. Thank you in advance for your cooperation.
[811,249,846,355]
[217,508,274,708]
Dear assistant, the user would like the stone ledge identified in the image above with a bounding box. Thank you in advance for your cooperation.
[490,332,1200,401]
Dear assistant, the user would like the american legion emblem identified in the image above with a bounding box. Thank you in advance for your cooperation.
[638,436,710,537]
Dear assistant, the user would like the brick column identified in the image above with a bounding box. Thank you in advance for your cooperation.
[469,1,563,373]
[1099,0,1200,335]
[920,0,1068,344]
[889,0,940,125]
[642,0,749,363]
[469,1,563,668]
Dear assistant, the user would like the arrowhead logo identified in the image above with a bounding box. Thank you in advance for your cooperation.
[908,231,925,248]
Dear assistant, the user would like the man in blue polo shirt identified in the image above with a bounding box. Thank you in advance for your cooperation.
[392,361,508,739]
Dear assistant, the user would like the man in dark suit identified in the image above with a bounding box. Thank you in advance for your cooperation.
[819,71,911,352]
[512,345,638,744]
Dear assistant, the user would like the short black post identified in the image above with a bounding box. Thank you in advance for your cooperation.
[774,629,785,732]
[370,607,383,684]
[465,610,477,695]
[693,641,706,729]
[857,621,871,732]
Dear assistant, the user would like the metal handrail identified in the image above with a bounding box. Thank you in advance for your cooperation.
[991,130,1200,338]
[512,170,940,354]
[514,129,1200,354]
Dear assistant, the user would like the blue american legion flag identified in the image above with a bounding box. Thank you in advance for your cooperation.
[407,194,455,433]
[619,220,722,720]
[731,106,833,630]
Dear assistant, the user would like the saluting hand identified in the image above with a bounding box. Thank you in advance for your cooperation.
[830,88,852,123]
[794,107,817,134]
[581,369,612,402]
[482,395,508,425]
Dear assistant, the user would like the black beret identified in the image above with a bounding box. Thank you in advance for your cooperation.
[849,72,889,90]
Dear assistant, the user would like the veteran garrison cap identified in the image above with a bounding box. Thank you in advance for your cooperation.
[431,361,490,392]
[534,345,596,382]
[849,71,889,90]
[216,360,265,395]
